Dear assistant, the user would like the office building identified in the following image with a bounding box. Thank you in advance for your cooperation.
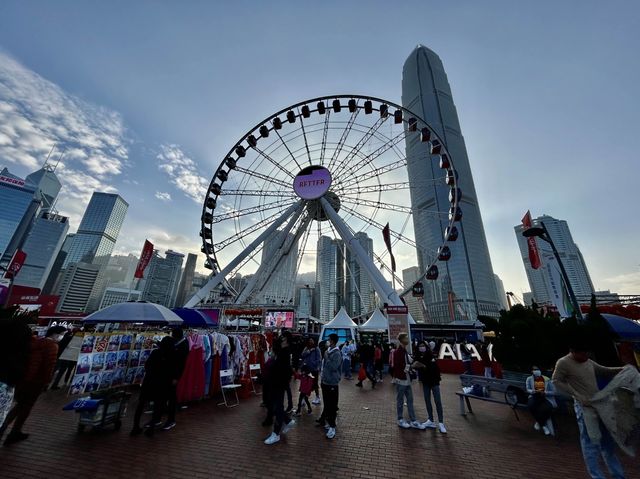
[296,285,315,320]
[402,266,427,323]
[141,250,184,308]
[316,236,345,323]
[42,233,75,295]
[402,45,501,322]
[345,232,376,318]
[515,214,595,305]
[14,212,69,290]
[254,231,298,305]
[175,253,198,307]
[61,192,128,312]
[0,168,40,264]
[494,274,509,311]
[102,254,139,288]
[55,262,100,313]
[100,286,142,309]
[25,165,61,210]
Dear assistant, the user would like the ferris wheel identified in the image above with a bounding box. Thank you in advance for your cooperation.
[185,95,461,311]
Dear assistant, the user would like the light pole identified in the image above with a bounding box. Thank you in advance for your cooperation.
[522,222,583,321]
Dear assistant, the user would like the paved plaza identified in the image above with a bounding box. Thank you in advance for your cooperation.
[1,374,638,479]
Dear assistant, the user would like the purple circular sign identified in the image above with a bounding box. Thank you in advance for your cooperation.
[293,166,332,200]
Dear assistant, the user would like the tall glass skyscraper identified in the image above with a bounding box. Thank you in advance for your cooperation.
[0,167,40,264]
[141,250,185,308]
[402,45,501,322]
[345,232,375,318]
[14,212,69,290]
[515,214,594,305]
[61,192,128,312]
[316,236,345,323]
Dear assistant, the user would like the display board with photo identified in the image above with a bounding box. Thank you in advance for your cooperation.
[68,329,167,395]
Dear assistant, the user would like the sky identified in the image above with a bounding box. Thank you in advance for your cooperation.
[0,0,639,298]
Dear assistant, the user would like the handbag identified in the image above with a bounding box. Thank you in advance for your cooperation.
[358,365,367,382]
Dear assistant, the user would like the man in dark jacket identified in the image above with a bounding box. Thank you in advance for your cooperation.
[163,327,189,431]
[264,334,295,445]
[131,336,175,437]
[1,325,65,445]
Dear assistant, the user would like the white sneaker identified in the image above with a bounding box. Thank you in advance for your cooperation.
[281,419,296,434]
[264,432,280,445]
[411,420,426,430]
[312,398,321,405]
[397,419,411,429]
[324,424,330,430]
[422,419,437,429]
[534,422,541,431]
[542,426,551,436]
[545,419,555,436]
[326,427,336,439]
[438,422,447,434]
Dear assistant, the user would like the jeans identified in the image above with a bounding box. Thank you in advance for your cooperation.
[51,360,76,388]
[575,402,625,479]
[319,384,339,428]
[422,384,443,422]
[484,366,493,378]
[286,383,293,410]
[271,388,289,435]
[166,384,178,423]
[396,384,416,422]
[133,388,166,430]
[342,358,352,378]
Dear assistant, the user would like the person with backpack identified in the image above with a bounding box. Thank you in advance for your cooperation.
[316,334,341,439]
[264,334,296,445]
[391,333,426,430]
[526,365,557,436]
[300,338,322,405]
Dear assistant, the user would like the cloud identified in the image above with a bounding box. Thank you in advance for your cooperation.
[0,50,129,221]
[155,191,172,202]
[600,271,640,295]
[157,144,208,203]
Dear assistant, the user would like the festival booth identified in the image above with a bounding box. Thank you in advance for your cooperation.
[320,307,357,345]
[64,302,183,431]
[603,314,640,367]
[359,308,389,344]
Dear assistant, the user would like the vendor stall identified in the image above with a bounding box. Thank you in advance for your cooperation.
[320,307,357,345]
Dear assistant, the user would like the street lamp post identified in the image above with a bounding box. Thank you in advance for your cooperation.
[522,221,584,321]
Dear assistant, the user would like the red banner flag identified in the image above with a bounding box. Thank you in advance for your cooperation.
[382,223,396,272]
[521,211,541,269]
[4,249,26,279]
[134,240,154,279]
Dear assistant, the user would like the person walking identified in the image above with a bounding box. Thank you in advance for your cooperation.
[300,338,322,405]
[414,341,446,433]
[355,341,377,389]
[1,326,66,446]
[480,342,493,378]
[0,316,32,438]
[293,367,314,416]
[163,327,189,431]
[316,333,341,439]
[374,343,384,381]
[552,339,625,479]
[131,336,175,437]
[341,341,353,380]
[264,334,296,445]
[51,330,82,390]
[460,340,473,375]
[526,365,557,436]
[391,333,425,430]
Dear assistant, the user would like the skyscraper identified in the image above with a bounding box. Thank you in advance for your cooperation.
[515,214,595,305]
[494,274,509,311]
[14,212,69,290]
[256,231,299,305]
[61,192,128,312]
[42,233,75,295]
[175,253,197,307]
[316,236,345,323]
[0,167,40,264]
[345,232,375,318]
[55,262,101,313]
[141,250,185,308]
[402,45,501,322]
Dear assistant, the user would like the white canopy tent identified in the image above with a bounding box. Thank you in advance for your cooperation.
[359,309,388,331]
[320,307,358,344]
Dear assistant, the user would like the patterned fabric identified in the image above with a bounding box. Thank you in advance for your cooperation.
[0,382,15,425]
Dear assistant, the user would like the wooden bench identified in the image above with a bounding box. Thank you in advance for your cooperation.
[457,375,528,420]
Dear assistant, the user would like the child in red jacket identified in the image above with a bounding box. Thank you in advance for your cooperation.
[293,367,314,416]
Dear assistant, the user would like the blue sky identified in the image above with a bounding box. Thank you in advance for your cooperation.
[0,1,638,296]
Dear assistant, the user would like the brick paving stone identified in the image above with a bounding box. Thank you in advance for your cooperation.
[0,374,638,478]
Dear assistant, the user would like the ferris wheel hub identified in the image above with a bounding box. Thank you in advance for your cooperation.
[293,165,332,200]
[306,191,341,221]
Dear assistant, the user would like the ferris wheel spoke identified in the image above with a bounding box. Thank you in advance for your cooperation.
[341,197,413,214]
[338,204,417,249]
[318,109,331,167]
[220,189,296,198]
[273,127,303,171]
[297,108,314,166]
[234,166,292,189]
[333,158,407,193]
[252,145,296,179]
[332,115,387,179]
[214,207,300,253]
[212,198,296,224]
[327,108,360,172]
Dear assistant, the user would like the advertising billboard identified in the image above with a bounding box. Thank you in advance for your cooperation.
[264,310,295,329]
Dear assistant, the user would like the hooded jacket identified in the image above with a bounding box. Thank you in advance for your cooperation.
[321,346,342,386]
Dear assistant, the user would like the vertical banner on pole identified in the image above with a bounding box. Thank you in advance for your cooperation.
[386,304,410,353]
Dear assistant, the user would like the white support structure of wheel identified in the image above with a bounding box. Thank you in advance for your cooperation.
[186,95,461,317]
